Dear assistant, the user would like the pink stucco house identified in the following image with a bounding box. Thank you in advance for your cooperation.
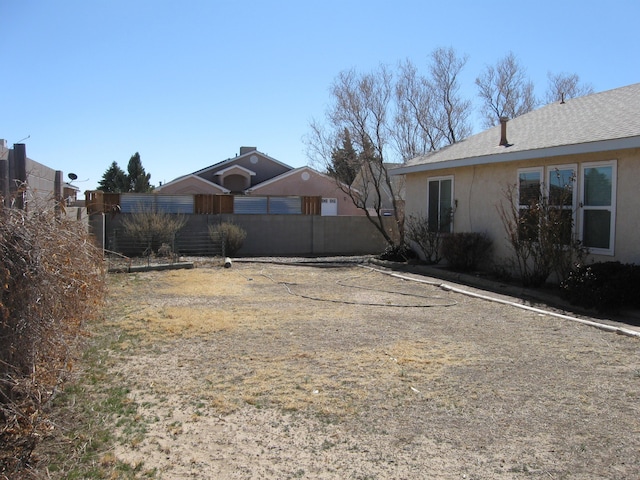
[155,146,362,215]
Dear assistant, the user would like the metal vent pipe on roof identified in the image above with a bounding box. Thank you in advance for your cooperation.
[499,117,509,146]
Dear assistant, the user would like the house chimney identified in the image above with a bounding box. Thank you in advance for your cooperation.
[239,146,257,156]
[499,117,509,146]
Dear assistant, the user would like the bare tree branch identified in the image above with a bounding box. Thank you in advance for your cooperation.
[476,52,537,127]
[545,72,595,104]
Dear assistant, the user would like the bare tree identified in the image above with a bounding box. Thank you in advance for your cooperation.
[307,65,402,246]
[429,47,472,144]
[393,48,471,161]
[545,72,595,104]
[476,52,537,128]
[306,49,473,248]
[394,59,441,160]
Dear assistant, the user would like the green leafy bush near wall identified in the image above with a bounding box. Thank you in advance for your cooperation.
[561,262,640,312]
[441,232,493,272]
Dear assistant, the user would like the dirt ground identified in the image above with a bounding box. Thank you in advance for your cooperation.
[77,261,640,478]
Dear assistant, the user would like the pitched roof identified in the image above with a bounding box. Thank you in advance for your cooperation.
[393,83,640,174]
[192,147,291,176]
[155,174,230,193]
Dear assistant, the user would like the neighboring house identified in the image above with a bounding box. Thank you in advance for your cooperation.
[0,139,64,209]
[246,166,362,215]
[392,83,640,266]
[63,182,80,205]
[351,162,405,217]
[156,146,363,215]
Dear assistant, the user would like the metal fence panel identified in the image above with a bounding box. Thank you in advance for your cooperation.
[156,195,194,214]
[120,194,194,214]
[234,196,268,214]
[120,194,154,213]
[269,196,302,214]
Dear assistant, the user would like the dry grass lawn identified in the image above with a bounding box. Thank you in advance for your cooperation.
[55,261,640,478]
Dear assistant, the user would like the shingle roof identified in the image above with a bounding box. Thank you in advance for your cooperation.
[393,83,640,174]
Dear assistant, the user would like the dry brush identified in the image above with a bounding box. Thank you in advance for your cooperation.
[0,200,105,475]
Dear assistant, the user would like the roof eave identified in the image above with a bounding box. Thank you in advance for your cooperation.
[391,136,640,175]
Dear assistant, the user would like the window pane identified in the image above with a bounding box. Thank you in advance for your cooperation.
[584,166,612,206]
[439,179,452,232]
[428,180,439,232]
[551,208,574,245]
[519,171,541,206]
[518,208,539,242]
[583,210,611,249]
[549,168,574,206]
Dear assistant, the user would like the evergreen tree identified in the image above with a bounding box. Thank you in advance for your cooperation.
[97,161,128,193]
[328,129,359,185]
[127,152,153,193]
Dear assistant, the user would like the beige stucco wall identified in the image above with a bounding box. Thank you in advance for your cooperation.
[403,147,640,266]
[613,148,640,264]
[250,169,363,215]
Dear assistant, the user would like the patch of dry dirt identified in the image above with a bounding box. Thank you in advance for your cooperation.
[84,263,640,478]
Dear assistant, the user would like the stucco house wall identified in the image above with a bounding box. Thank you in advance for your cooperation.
[404,147,640,266]
[156,147,366,215]
[351,162,405,216]
[246,167,363,215]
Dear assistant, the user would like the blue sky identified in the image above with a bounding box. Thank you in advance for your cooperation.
[2,0,639,195]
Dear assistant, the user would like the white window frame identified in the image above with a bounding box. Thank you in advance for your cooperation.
[426,175,454,233]
[546,164,578,243]
[579,160,617,256]
[516,167,543,226]
[517,167,543,203]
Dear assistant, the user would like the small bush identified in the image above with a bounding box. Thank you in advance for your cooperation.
[378,243,417,262]
[561,262,640,312]
[208,222,247,256]
[121,207,186,256]
[405,215,442,264]
[441,232,492,272]
[498,181,587,287]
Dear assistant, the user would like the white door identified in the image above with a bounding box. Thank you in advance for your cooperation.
[321,198,338,216]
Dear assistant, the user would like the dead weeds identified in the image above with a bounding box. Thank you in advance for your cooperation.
[36,262,640,479]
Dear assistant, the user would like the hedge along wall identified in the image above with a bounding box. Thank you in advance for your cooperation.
[95,213,397,257]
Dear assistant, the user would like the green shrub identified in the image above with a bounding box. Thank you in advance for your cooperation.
[561,262,640,312]
[208,222,247,256]
[441,232,492,272]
